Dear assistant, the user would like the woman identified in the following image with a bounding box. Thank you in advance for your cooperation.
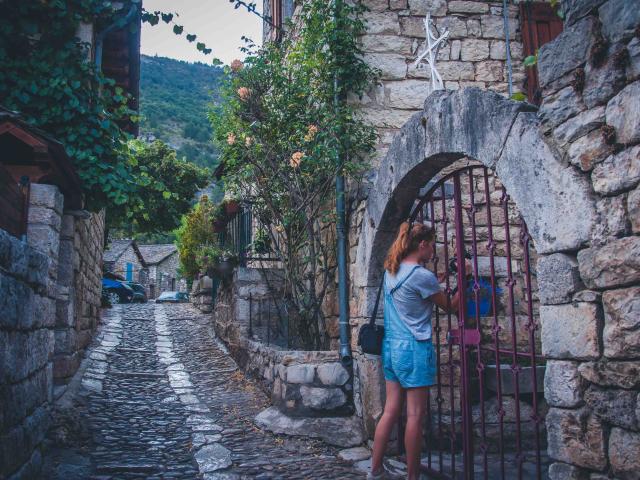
[369,222,466,480]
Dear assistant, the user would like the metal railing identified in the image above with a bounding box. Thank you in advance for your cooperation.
[248,292,291,349]
[220,203,281,266]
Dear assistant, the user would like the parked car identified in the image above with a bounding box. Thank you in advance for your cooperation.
[155,291,190,303]
[101,278,134,304]
[126,282,147,303]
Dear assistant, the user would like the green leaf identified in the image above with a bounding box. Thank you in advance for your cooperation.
[186,34,197,42]
[173,25,183,35]
[523,55,537,67]
[510,92,527,102]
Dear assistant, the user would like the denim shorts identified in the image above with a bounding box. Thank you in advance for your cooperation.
[382,337,436,388]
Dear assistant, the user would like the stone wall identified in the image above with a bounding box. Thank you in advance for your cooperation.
[212,268,356,417]
[0,185,58,479]
[0,183,105,478]
[153,251,180,294]
[54,210,105,387]
[535,2,640,477]
[356,0,524,163]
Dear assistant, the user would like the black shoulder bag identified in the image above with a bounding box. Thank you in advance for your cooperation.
[357,274,385,355]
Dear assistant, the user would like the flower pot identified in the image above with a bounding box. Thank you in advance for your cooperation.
[216,259,236,277]
[213,219,227,232]
[224,200,241,216]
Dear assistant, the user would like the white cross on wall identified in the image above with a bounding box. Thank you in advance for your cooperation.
[412,13,450,92]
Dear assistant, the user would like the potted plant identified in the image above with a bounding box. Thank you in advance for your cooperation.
[252,227,271,254]
[211,203,227,232]
[196,244,238,280]
[222,189,242,216]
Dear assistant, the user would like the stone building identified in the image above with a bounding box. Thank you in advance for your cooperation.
[0,4,141,477]
[138,244,182,297]
[103,239,147,284]
[210,1,640,478]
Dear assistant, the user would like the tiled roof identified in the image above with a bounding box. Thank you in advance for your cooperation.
[103,239,134,263]
[138,244,177,265]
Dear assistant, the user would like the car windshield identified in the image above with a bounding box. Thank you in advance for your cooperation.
[158,292,177,299]
[128,283,144,293]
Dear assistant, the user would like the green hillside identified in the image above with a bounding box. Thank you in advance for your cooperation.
[139,55,225,169]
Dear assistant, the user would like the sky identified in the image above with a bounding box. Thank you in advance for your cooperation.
[141,0,263,65]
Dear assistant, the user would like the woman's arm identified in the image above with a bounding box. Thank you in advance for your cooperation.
[430,289,462,313]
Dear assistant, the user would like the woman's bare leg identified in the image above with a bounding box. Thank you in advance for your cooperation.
[371,381,403,474]
[405,387,428,480]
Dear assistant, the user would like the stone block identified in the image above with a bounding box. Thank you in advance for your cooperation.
[553,106,605,146]
[300,386,347,410]
[544,361,584,408]
[407,0,447,16]
[563,0,606,27]
[474,60,503,82]
[538,16,595,88]
[484,364,545,395]
[602,286,640,359]
[579,360,640,389]
[26,224,59,265]
[609,427,640,478]
[466,18,481,37]
[599,0,640,44]
[548,462,589,480]
[0,329,54,384]
[285,364,315,384]
[360,34,414,55]
[385,79,432,109]
[364,53,407,80]
[357,107,415,129]
[363,11,400,35]
[606,81,640,144]
[537,253,582,305]
[540,303,601,360]
[539,86,586,129]
[0,274,31,330]
[436,16,468,38]
[255,406,364,447]
[428,60,474,81]
[585,386,637,430]
[568,129,617,169]
[480,15,516,39]
[29,183,63,214]
[578,237,640,289]
[448,1,488,14]
[546,407,607,470]
[629,185,640,233]
[583,44,627,109]
[591,145,640,195]
[364,0,390,12]
[460,39,490,61]
[389,0,407,9]
[317,362,350,386]
[30,293,54,329]
[593,195,628,246]
[27,206,61,232]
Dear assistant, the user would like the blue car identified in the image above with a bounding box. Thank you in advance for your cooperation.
[102,278,134,304]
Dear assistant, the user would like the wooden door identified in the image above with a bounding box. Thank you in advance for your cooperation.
[520,2,564,105]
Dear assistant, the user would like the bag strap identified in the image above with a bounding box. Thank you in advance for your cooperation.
[390,265,421,295]
[368,272,385,326]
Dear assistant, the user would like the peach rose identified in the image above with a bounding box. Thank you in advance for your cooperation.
[237,87,250,101]
[290,151,305,168]
[227,133,236,145]
[230,59,244,72]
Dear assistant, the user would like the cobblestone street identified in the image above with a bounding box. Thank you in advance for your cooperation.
[45,303,364,479]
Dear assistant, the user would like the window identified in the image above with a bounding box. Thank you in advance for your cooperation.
[520,2,564,105]
[269,0,283,42]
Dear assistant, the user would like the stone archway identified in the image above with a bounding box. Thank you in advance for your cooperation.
[352,87,600,476]
[355,87,596,290]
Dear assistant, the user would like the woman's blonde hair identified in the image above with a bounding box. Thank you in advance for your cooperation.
[383,222,435,275]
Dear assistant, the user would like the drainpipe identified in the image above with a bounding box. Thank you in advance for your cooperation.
[334,0,352,366]
[95,3,139,72]
[503,0,514,96]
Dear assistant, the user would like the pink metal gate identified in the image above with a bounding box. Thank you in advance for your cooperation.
[403,165,546,480]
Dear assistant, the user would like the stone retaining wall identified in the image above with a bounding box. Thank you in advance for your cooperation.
[212,268,354,417]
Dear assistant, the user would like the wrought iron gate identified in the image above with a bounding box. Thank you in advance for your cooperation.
[402,165,546,480]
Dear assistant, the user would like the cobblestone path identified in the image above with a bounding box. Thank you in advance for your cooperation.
[51,303,365,479]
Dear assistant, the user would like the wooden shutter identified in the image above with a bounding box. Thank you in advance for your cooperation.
[270,0,283,42]
[520,2,564,104]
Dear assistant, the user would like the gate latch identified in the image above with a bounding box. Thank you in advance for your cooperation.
[447,329,481,346]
